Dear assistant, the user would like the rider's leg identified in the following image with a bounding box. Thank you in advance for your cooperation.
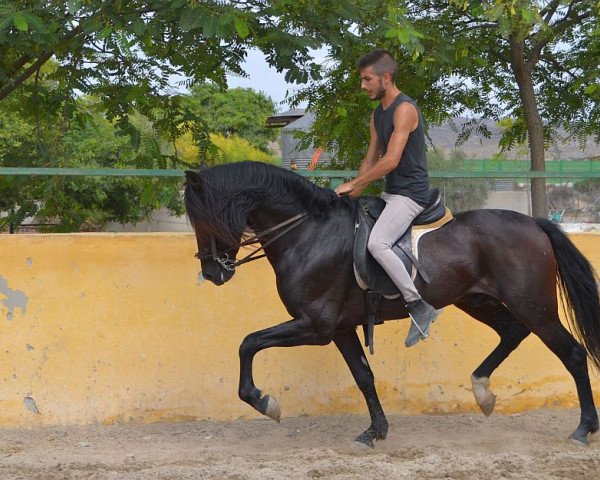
[367,193,439,347]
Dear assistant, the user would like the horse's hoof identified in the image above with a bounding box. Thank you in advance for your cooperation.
[260,395,281,423]
[479,394,496,417]
[568,430,589,446]
[354,426,386,448]
[471,375,496,417]
[354,433,375,448]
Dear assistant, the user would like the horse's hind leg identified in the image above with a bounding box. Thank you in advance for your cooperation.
[456,300,530,416]
[505,300,599,445]
[333,328,388,448]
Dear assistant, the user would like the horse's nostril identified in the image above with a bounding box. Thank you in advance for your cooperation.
[202,272,213,281]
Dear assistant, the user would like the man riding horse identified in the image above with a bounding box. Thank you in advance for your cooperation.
[335,49,440,347]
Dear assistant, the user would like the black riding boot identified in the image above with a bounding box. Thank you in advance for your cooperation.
[405,299,439,347]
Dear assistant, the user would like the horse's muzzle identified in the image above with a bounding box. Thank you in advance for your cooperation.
[201,269,234,286]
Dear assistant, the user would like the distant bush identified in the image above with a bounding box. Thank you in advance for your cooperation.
[176,132,279,166]
[211,134,280,165]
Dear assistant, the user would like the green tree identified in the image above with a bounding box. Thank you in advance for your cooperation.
[0,1,325,132]
[184,83,277,152]
[0,97,186,232]
[421,0,599,218]
[6,1,595,220]
[0,59,280,231]
[295,1,600,218]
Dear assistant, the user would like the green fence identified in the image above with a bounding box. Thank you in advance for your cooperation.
[1,160,599,190]
[461,159,600,174]
[2,158,599,187]
[1,162,599,227]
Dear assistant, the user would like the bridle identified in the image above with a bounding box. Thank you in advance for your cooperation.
[194,212,309,272]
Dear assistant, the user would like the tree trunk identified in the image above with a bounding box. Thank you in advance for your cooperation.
[509,36,548,218]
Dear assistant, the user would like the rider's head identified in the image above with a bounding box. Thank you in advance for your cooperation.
[357,49,398,101]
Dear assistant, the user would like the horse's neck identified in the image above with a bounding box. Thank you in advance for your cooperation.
[247,206,306,254]
[248,206,301,232]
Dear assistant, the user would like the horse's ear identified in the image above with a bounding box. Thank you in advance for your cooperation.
[185,170,203,190]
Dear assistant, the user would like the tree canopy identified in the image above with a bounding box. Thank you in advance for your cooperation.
[294,1,600,217]
[0,66,277,231]
[184,84,277,152]
[0,0,326,131]
[2,1,599,220]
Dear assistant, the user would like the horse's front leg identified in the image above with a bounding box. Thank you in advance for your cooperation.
[238,317,333,422]
[333,328,388,448]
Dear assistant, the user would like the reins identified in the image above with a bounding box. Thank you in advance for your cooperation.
[195,212,309,272]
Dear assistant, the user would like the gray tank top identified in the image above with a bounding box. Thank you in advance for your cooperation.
[374,93,430,206]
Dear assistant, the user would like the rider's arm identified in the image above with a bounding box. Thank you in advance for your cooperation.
[349,114,380,196]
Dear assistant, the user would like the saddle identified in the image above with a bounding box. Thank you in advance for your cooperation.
[353,188,453,353]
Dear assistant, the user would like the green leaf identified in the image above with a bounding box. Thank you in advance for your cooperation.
[0,15,13,32]
[20,13,47,33]
[98,26,113,40]
[0,4,15,16]
[179,7,204,32]
[397,29,409,43]
[234,17,249,38]
[485,5,505,22]
[521,9,534,23]
[132,19,146,36]
[67,0,83,15]
[13,13,28,32]
[202,15,217,38]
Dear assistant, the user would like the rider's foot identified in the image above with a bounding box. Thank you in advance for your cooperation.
[405,299,439,347]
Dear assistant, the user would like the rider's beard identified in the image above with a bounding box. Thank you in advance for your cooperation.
[372,80,385,100]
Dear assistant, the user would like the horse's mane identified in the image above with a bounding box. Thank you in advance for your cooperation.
[184,161,353,246]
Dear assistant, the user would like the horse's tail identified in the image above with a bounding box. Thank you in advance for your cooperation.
[536,218,600,370]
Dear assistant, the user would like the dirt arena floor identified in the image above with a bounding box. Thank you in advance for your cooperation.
[1,409,599,479]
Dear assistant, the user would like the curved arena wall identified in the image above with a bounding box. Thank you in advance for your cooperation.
[0,232,599,427]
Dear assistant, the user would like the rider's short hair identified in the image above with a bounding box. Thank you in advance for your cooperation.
[357,49,398,81]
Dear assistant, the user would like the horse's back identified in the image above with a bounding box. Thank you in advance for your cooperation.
[425,208,546,249]
[417,208,555,304]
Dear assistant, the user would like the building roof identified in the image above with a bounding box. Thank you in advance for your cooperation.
[281,112,315,132]
[265,108,307,127]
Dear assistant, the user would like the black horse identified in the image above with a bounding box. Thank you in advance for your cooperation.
[184,161,600,446]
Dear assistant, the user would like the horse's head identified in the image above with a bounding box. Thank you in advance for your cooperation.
[184,169,247,286]
[184,162,344,285]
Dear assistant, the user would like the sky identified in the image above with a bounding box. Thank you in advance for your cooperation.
[225,48,328,110]
[225,49,294,108]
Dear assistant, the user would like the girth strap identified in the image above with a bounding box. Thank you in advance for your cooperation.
[363,291,382,355]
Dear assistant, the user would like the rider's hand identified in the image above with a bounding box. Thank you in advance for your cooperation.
[335,181,357,197]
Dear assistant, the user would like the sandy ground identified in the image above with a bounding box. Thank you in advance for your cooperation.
[1,409,599,480]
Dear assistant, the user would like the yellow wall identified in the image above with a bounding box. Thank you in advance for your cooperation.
[0,232,599,427]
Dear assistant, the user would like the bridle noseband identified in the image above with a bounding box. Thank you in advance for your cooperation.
[194,212,309,272]
[195,235,237,271]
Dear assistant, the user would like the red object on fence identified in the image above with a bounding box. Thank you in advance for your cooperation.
[307,147,323,171]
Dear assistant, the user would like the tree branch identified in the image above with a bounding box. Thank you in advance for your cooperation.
[539,54,580,80]
[6,55,33,79]
[0,51,54,101]
[0,0,160,102]
[0,23,85,101]
[527,8,592,69]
